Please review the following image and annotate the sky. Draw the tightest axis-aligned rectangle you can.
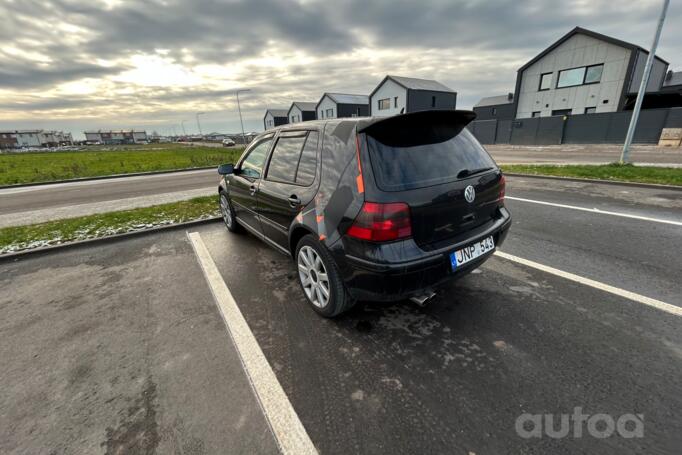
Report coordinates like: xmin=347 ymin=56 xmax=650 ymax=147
xmin=1 ymin=0 xmax=680 ymax=139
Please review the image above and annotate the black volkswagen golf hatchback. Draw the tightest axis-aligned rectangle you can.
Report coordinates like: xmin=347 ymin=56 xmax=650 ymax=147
xmin=217 ymin=110 xmax=511 ymax=317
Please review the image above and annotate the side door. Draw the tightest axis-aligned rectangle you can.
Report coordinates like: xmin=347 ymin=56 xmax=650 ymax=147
xmin=230 ymin=134 xmax=275 ymax=233
xmin=257 ymin=130 xmax=320 ymax=250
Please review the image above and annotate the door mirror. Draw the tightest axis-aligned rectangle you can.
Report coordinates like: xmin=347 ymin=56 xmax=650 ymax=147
xmin=218 ymin=163 xmax=234 ymax=175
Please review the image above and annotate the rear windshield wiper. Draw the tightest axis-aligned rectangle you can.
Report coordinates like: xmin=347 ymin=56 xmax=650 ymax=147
xmin=457 ymin=167 xmax=493 ymax=179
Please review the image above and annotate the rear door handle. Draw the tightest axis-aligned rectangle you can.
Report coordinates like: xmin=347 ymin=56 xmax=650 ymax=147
xmin=288 ymin=195 xmax=301 ymax=207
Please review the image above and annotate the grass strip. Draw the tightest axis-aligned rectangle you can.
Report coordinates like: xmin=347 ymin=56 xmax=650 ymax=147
xmin=501 ymin=163 xmax=682 ymax=186
xmin=0 ymin=196 xmax=220 ymax=255
xmin=0 ymin=145 xmax=244 ymax=185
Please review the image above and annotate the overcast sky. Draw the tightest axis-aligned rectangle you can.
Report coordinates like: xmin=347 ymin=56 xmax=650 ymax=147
xmin=1 ymin=0 xmax=680 ymax=138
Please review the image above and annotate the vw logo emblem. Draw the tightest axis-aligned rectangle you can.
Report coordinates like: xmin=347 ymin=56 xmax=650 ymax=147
xmin=464 ymin=185 xmax=476 ymax=203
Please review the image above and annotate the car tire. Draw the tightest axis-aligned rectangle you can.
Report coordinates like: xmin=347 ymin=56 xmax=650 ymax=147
xmin=219 ymin=192 xmax=241 ymax=233
xmin=295 ymin=234 xmax=354 ymax=317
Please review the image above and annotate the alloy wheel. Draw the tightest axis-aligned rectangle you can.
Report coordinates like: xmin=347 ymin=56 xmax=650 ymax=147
xmin=220 ymin=194 xmax=232 ymax=228
xmin=297 ymin=245 xmax=330 ymax=308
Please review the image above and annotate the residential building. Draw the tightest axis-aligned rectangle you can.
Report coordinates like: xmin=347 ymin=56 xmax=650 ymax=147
xmin=15 ymin=130 xmax=43 ymax=147
xmin=84 ymin=130 xmax=148 ymax=145
xmin=369 ymin=75 xmax=457 ymax=117
xmin=473 ymin=94 xmax=516 ymax=120
xmin=0 ymin=130 xmax=73 ymax=148
xmin=316 ymin=93 xmax=369 ymax=119
xmin=263 ymin=109 xmax=289 ymax=130
xmin=287 ymin=102 xmax=317 ymax=124
xmin=513 ymin=27 xmax=670 ymax=119
xmin=0 ymin=131 xmax=18 ymax=149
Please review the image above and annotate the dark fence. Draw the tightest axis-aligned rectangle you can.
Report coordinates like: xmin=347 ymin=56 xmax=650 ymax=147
xmin=469 ymin=107 xmax=682 ymax=145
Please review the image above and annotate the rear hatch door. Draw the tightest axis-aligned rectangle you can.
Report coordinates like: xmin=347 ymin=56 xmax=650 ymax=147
xmin=361 ymin=110 xmax=504 ymax=248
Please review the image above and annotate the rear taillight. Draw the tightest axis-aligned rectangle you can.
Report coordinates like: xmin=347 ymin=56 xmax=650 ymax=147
xmin=498 ymin=174 xmax=506 ymax=202
xmin=347 ymin=202 xmax=412 ymax=242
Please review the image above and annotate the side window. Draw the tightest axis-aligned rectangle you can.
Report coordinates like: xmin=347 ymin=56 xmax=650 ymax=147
xmin=295 ymin=131 xmax=319 ymax=186
xmin=240 ymin=138 xmax=273 ymax=178
xmin=266 ymin=133 xmax=307 ymax=183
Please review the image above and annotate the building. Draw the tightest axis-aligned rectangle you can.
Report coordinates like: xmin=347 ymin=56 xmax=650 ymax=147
xmin=316 ymin=93 xmax=369 ymax=119
xmin=287 ymin=102 xmax=317 ymax=124
xmin=84 ymin=130 xmax=148 ymax=145
xmin=0 ymin=131 xmax=18 ymax=149
xmin=263 ymin=109 xmax=289 ymax=130
xmin=14 ymin=130 xmax=43 ymax=147
xmin=513 ymin=27 xmax=670 ymax=119
xmin=369 ymin=75 xmax=457 ymax=117
xmin=0 ymin=130 xmax=73 ymax=148
xmin=473 ymin=93 xmax=516 ymax=121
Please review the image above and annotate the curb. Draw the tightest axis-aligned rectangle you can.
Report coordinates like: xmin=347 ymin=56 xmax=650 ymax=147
xmin=504 ymin=172 xmax=682 ymax=191
xmin=0 ymin=166 xmax=217 ymax=190
xmin=0 ymin=217 xmax=222 ymax=262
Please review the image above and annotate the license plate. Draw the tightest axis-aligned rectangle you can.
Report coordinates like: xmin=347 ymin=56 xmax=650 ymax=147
xmin=450 ymin=236 xmax=495 ymax=271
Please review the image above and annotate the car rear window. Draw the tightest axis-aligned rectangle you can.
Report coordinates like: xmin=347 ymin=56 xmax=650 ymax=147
xmin=366 ymin=128 xmax=496 ymax=191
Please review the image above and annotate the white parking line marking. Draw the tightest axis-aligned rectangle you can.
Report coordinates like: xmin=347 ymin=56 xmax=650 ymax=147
xmin=187 ymin=231 xmax=318 ymax=455
xmin=506 ymin=196 xmax=682 ymax=227
xmin=495 ymin=251 xmax=682 ymax=317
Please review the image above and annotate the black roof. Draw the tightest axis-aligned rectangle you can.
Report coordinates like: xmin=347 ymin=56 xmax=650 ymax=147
xmin=369 ymin=75 xmax=455 ymax=99
xmin=257 ymin=109 xmax=476 ymax=137
xmin=263 ymin=109 xmax=289 ymax=120
xmin=518 ymin=26 xmax=669 ymax=73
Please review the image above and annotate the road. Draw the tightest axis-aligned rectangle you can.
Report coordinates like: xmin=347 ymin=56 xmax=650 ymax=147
xmin=2 ymin=143 xmax=682 ymax=227
xmin=487 ymin=144 xmax=682 ymax=165
xmin=2 ymin=177 xmax=681 ymax=454
xmin=0 ymin=169 xmax=216 ymax=227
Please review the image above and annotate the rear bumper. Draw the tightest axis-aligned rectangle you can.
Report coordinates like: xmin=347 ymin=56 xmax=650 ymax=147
xmin=335 ymin=207 xmax=511 ymax=302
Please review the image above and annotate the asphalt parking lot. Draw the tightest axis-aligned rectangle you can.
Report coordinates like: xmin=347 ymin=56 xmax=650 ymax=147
xmin=1 ymin=176 xmax=681 ymax=454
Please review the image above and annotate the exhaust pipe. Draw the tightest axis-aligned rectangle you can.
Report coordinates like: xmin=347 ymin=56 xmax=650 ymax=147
xmin=410 ymin=290 xmax=436 ymax=307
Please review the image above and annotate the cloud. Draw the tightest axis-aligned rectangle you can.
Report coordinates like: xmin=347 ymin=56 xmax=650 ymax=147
xmin=0 ymin=0 xmax=680 ymax=138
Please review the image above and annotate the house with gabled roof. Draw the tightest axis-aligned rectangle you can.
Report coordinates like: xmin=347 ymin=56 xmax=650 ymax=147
xmin=316 ymin=93 xmax=369 ymax=119
xmin=369 ymin=75 xmax=457 ymax=117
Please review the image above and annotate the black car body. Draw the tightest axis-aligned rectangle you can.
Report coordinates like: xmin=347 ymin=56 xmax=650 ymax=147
xmin=218 ymin=110 xmax=511 ymax=316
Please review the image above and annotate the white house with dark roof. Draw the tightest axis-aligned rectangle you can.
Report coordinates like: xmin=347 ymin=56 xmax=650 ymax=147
xmin=513 ymin=27 xmax=670 ymax=118
xmin=287 ymin=102 xmax=317 ymax=124
xmin=263 ymin=109 xmax=289 ymax=130
xmin=369 ymin=75 xmax=457 ymax=117
xmin=316 ymin=93 xmax=370 ymax=119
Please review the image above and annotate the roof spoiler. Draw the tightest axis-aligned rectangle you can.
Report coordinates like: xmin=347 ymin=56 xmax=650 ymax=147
xmin=358 ymin=110 xmax=477 ymax=147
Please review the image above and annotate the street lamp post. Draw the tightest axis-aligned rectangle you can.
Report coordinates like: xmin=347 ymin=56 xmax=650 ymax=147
xmin=235 ymin=89 xmax=251 ymax=146
xmin=620 ymin=0 xmax=669 ymax=164
xmin=196 ymin=112 xmax=205 ymax=137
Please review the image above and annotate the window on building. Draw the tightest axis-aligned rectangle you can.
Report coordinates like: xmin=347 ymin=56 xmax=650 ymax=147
xmin=584 ymin=64 xmax=604 ymax=84
xmin=584 ymin=107 xmax=597 ymax=114
xmin=556 ymin=64 xmax=604 ymax=88
xmin=551 ymin=109 xmax=572 ymax=116
xmin=539 ymin=72 xmax=553 ymax=91
xmin=394 ymin=97 xmax=398 ymax=108
xmin=557 ymin=68 xmax=585 ymax=88
xmin=532 ymin=111 xmax=541 ymax=118
xmin=326 ymin=108 xmax=333 ymax=118
xmin=378 ymin=98 xmax=391 ymax=110
xmin=431 ymin=96 xmax=436 ymax=108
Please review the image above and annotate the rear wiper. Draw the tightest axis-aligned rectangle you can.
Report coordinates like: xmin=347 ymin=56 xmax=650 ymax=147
xmin=457 ymin=167 xmax=493 ymax=178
